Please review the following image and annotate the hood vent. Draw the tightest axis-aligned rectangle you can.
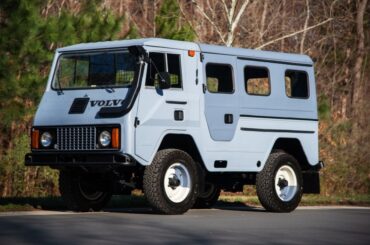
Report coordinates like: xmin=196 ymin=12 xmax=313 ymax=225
xmin=69 ymin=98 xmax=89 ymax=114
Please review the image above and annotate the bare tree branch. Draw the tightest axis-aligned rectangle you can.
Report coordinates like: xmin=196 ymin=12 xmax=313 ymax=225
xmin=300 ymin=0 xmax=310 ymax=53
xmin=227 ymin=0 xmax=249 ymax=46
xmin=191 ymin=0 xmax=226 ymax=44
xmin=256 ymin=17 xmax=333 ymax=50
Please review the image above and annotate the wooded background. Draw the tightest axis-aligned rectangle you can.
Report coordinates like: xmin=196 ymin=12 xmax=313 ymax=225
xmin=0 ymin=0 xmax=369 ymax=197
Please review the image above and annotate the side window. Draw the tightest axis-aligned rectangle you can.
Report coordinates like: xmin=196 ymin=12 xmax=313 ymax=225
xmin=206 ymin=64 xmax=234 ymax=93
xmin=146 ymin=52 xmax=165 ymax=86
xmin=244 ymin=66 xmax=270 ymax=96
xmin=285 ymin=70 xmax=309 ymax=98
xmin=145 ymin=52 xmax=182 ymax=88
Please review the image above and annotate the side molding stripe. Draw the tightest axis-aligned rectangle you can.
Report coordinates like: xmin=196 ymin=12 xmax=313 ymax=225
xmin=240 ymin=114 xmax=318 ymax=121
xmin=240 ymin=127 xmax=315 ymax=134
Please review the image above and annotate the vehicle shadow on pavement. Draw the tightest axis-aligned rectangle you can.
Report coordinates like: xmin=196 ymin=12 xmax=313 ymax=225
xmin=103 ymin=201 xmax=265 ymax=214
xmin=212 ymin=201 xmax=265 ymax=212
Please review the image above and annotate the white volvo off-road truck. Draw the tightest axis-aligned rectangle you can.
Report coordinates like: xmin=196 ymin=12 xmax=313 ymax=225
xmin=25 ymin=38 xmax=323 ymax=214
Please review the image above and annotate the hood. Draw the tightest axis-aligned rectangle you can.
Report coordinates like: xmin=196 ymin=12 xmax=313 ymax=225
xmin=33 ymin=88 xmax=130 ymax=126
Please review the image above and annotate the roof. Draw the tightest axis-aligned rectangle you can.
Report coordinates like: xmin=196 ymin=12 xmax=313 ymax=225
xmin=57 ymin=38 xmax=313 ymax=65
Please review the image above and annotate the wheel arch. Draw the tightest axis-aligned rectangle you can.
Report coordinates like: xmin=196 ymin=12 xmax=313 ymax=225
xmin=158 ymin=133 xmax=207 ymax=171
xmin=271 ymin=138 xmax=311 ymax=171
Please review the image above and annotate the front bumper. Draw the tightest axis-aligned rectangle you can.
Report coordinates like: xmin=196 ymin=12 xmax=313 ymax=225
xmin=25 ymin=151 xmax=135 ymax=167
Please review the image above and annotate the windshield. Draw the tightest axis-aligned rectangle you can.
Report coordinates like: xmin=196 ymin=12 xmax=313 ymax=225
xmin=52 ymin=50 xmax=138 ymax=90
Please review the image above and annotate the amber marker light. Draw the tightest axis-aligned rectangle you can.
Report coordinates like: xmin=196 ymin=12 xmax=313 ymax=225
xmin=188 ymin=50 xmax=195 ymax=57
xmin=31 ymin=129 xmax=39 ymax=149
xmin=112 ymin=128 xmax=120 ymax=149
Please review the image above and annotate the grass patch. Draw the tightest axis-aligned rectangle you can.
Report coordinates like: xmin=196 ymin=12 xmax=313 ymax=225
xmin=0 ymin=203 xmax=35 ymax=212
xmin=0 ymin=194 xmax=369 ymax=212
xmin=219 ymin=194 xmax=370 ymax=207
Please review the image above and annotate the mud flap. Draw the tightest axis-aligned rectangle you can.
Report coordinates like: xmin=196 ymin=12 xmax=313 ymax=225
xmin=302 ymin=171 xmax=320 ymax=194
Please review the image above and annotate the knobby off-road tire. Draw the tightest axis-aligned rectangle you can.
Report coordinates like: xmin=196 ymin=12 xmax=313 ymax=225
xmin=59 ymin=169 xmax=112 ymax=212
xmin=256 ymin=152 xmax=303 ymax=212
xmin=193 ymin=182 xmax=221 ymax=209
xmin=143 ymin=149 xmax=200 ymax=214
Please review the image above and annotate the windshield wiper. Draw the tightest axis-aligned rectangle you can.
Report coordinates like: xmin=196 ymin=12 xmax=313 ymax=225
xmin=56 ymin=71 xmax=64 ymax=95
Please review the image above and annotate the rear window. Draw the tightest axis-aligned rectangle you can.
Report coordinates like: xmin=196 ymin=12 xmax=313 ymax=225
xmin=206 ymin=64 xmax=234 ymax=93
xmin=244 ymin=66 xmax=270 ymax=96
xmin=285 ymin=70 xmax=309 ymax=98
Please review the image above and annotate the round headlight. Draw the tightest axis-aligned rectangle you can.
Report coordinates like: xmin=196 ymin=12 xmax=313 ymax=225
xmin=99 ymin=131 xmax=111 ymax=147
xmin=41 ymin=132 xmax=52 ymax=147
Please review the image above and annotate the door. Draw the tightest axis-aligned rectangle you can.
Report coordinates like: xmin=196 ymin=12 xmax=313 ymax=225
xmin=203 ymin=53 xmax=239 ymax=141
xmin=135 ymin=50 xmax=187 ymax=161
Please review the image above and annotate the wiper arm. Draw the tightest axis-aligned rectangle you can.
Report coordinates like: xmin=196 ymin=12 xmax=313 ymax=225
xmin=56 ymin=73 xmax=64 ymax=95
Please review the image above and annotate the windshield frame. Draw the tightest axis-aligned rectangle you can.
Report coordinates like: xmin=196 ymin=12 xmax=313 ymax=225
xmin=51 ymin=48 xmax=139 ymax=91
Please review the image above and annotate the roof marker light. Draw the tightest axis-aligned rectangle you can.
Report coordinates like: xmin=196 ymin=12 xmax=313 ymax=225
xmin=188 ymin=50 xmax=195 ymax=57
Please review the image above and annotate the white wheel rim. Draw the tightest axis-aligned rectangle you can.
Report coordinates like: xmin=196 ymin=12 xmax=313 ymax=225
xmin=274 ymin=165 xmax=298 ymax=202
xmin=164 ymin=163 xmax=191 ymax=203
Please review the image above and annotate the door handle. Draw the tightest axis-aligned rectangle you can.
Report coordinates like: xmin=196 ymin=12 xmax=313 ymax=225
xmin=224 ymin=114 xmax=233 ymax=124
xmin=174 ymin=110 xmax=184 ymax=121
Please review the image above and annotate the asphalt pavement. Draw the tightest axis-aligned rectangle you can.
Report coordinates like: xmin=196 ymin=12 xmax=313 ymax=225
xmin=0 ymin=206 xmax=369 ymax=244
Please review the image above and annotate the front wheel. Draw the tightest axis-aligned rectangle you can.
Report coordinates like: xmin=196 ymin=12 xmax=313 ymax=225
xmin=59 ymin=169 xmax=112 ymax=212
xmin=143 ymin=149 xmax=199 ymax=214
xmin=256 ymin=152 xmax=302 ymax=212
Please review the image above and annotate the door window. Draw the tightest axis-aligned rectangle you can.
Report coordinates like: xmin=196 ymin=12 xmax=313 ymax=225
xmin=145 ymin=52 xmax=182 ymax=88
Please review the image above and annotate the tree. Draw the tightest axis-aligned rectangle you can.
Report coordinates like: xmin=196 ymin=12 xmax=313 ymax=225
xmin=0 ymin=0 xmax=125 ymax=196
xmin=155 ymin=0 xmax=195 ymax=41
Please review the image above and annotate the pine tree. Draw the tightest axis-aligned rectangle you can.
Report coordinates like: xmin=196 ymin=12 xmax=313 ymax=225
xmin=0 ymin=0 xmax=125 ymax=196
xmin=155 ymin=0 xmax=195 ymax=41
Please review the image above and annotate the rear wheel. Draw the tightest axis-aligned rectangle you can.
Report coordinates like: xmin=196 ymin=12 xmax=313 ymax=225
xmin=143 ymin=149 xmax=199 ymax=214
xmin=59 ymin=169 xmax=112 ymax=212
xmin=256 ymin=152 xmax=302 ymax=212
xmin=193 ymin=182 xmax=221 ymax=209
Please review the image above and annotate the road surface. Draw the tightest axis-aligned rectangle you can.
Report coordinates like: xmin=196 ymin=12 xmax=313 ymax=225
xmin=0 ymin=206 xmax=369 ymax=244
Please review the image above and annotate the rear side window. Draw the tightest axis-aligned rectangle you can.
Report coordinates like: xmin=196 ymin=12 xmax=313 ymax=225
xmin=206 ymin=64 xmax=234 ymax=93
xmin=285 ymin=70 xmax=309 ymax=98
xmin=145 ymin=52 xmax=182 ymax=88
xmin=244 ymin=66 xmax=270 ymax=96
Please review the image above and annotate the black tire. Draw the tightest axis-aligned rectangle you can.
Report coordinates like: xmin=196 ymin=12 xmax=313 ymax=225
xmin=143 ymin=149 xmax=199 ymax=214
xmin=193 ymin=182 xmax=221 ymax=209
xmin=59 ymin=169 xmax=112 ymax=212
xmin=256 ymin=152 xmax=303 ymax=212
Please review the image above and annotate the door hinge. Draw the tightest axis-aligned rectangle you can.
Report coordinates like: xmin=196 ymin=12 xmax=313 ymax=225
xmin=134 ymin=117 xmax=140 ymax=128
xmin=202 ymin=84 xmax=207 ymax=94
xmin=200 ymin=53 xmax=204 ymax=62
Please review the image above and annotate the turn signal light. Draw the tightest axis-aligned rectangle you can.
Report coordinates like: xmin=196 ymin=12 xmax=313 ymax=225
xmin=31 ymin=129 xmax=39 ymax=149
xmin=112 ymin=128 xmax=120 ymax=149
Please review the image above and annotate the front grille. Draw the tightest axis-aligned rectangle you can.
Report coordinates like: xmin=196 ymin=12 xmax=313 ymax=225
xmin=56 ymin=127 xmax=96 ymax=151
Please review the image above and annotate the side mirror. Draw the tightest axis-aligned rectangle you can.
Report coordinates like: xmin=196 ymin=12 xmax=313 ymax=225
xmin=155 ymin=72 xmax=171 ymax=89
